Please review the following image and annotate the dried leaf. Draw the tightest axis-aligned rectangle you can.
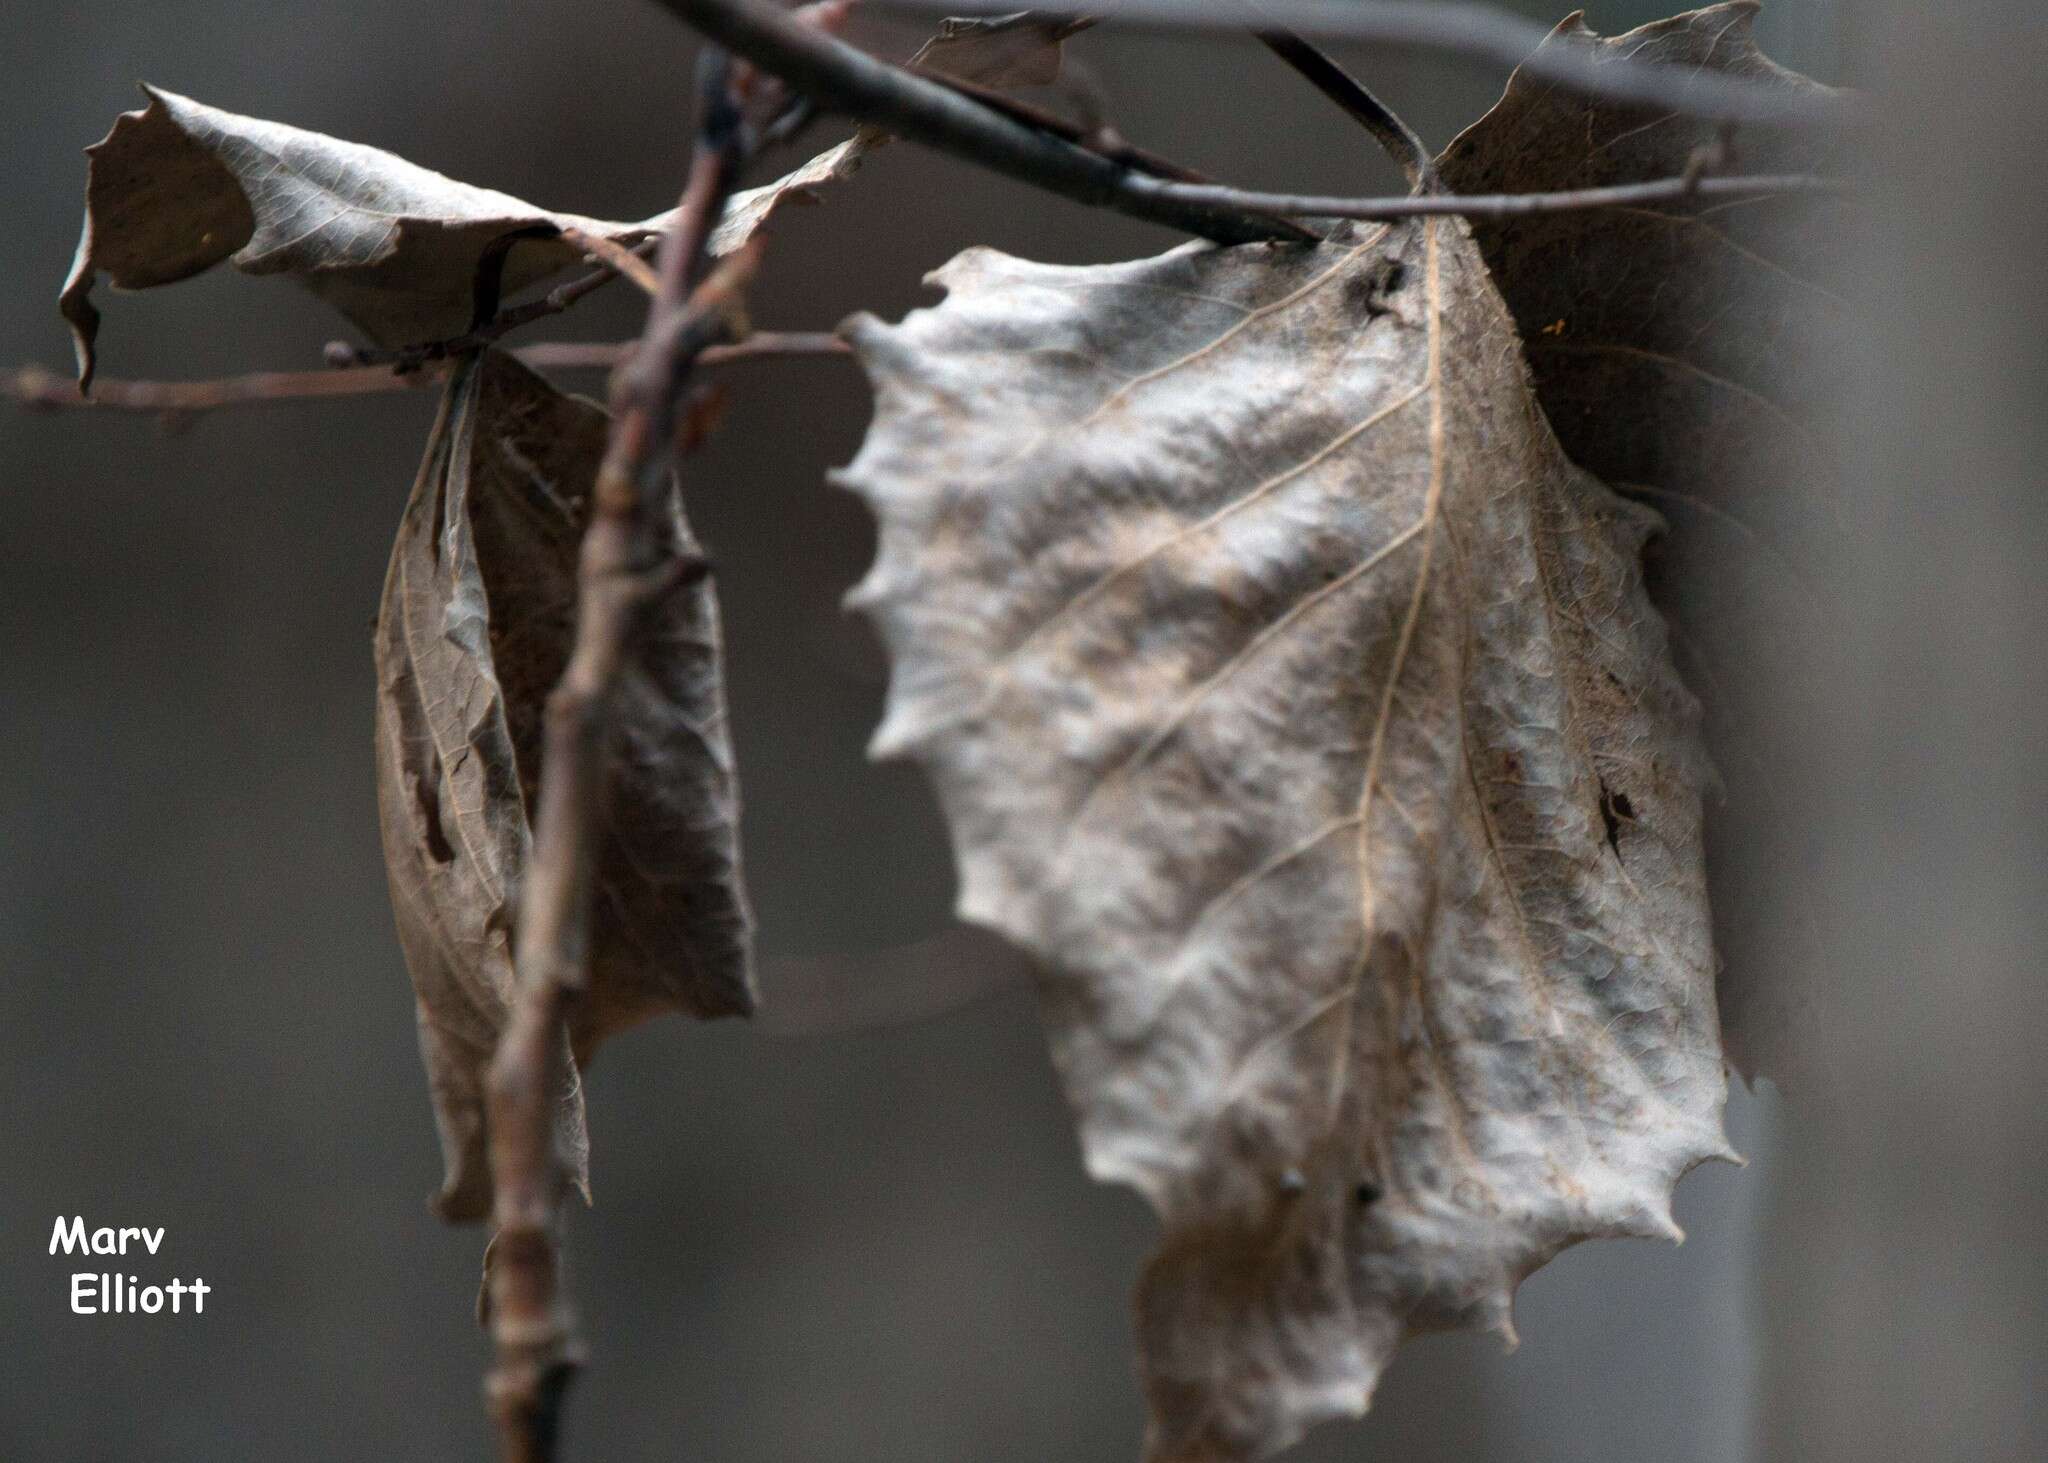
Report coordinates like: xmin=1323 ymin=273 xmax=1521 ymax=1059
xmin=904 ymin=12 xmax=1092 ymax=88
xmin=61 ymin=88 xmax=634 ymax=386
xmin=710 ymin=11 xmax=1090 ymax=257
xmin=63 ymin=13 xmax=1087 ymax=385
xmin=838 ymin=218 xmax=1733 ymax=1459
xmin=60 ymin=87 xmax=840 ymax=388
xmin=709 ymin=136 xmax=872 ymax=257
xmin=1438 ymin=1 xmax=1850 ymax=1073
xmin=375 ymin=348 xmax=752 ymax=1221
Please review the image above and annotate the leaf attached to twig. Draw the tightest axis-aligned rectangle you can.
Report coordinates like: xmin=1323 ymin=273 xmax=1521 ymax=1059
xmin=1438 ymin=0 xmax=1850 ymax=1074
xmin=710 ymin=10 xmax=1093 ymax=256
xmin=63 ymin=13 xmax=1089 ymax=386
xmin=838 ymin=217 xmax=1733 ymax=1461
xmin=375 ymin=348 xmax=752 ymax=1222
xmin=902 ymin=11 xmax=1093 ymax=87
xmin=59 ymin=87 xmax=854 ymax=389
xmin=62 ymin=88 xmax=659 ymax=387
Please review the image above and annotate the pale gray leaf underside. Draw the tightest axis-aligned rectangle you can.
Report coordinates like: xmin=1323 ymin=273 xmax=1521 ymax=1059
xmin=838 ymin=219 xmax=1733 ymax=1460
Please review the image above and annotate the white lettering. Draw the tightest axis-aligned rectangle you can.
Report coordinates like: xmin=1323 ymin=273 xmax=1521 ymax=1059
xmin=53 ymin=1222 xmax=204 ymax=1316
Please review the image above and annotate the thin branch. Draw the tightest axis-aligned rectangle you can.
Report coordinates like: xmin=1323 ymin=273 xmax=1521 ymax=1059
xmin=912 ymin=67 xmax=1221 ymax=185
xmin=866 ymin=0 xmax=1853 ymax=128
xmin=1117 ymin=169 xmax=1845 ymax=224
xmin=527 ymin=332 xmax=846 ymax=371
xmin=2 ymin=335 xmax=848 ymax=424
xmin=480 ymin=48 xmax=782 ymax=1463
xmin=652 ymin=1 xmax=1842 ymax=253
xmin=1254 ymin=22 xmax=1434 ymax=189
xmin=335 ymin=239 xmax=662 ymax=370
xmin=649 ymin=0 xmax=1302 ymax=244
xmin=556 ymin=226 xmax=662 ymax=295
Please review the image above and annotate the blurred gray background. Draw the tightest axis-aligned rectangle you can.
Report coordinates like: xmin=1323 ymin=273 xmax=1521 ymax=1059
xmin=8 ymin=4 xmax=2035 ymax=1462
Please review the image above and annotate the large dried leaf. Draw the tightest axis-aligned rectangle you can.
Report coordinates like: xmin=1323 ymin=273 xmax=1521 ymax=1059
xmin=838 ymin=218 xmax=1733 ymax=1459
xmin=65 ymin=12 xmax=1083 ymax=387
xmin=63 ymin=88 xmax=643 ymax=386
xmin=1438 ymin=1 xmax=1850 ymax=1073
xmin=375 ymin=349 xmax=752 ymax=1221
xmin=60 ymin=87 xmax=853 ymax=388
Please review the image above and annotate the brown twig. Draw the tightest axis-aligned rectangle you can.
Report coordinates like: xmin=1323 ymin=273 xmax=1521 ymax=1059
xmin=653 ymin=1 xmax=1842 ymax=249
xmin=650 ymin=0 xmax=1301 ymax=244
xmin=1254 ymin=21 xmax=1434 ymax=190
xmin=333 ymin=238 xmax=662 ymax=371
xmin=910 ymin=67 xmax=1221 ymax=187
xmin=479 ymin=48 xmax=780 ymax=1463
xmin=1116 ymin=169 xmax=1845 ymax=223
xmin=2 ymin=334 xmax=849 ymax=426
xmin=556 ymin=226 xmax=663 ymax=295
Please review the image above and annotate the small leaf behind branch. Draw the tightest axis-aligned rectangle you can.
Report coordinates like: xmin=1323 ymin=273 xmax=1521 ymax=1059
xmin=375 ymin=349 xmax=752 ymax=1221
xmin=709 ymin=10 xmax=1091 ymax=255
xmin=838 ymin=216 xmax=1733 ymax=1459
xmin=903 ymin=12 xmax=1092 ymax=87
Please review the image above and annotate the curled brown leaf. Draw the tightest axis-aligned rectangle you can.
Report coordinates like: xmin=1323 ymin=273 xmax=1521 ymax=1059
xmin=375 ymin=349 xmax=752 ymax=1221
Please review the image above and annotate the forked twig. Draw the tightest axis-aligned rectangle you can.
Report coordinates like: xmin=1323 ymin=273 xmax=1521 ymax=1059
xmin=655 ymin=0 xmax=1842 ymax=248
xmin=479 ymin=49 xmax=782 ymax=1463
xmin=1255 ymin=22 xmax=1435 ymax=189
xmin=651 ymin=0 xmax=1302 ymax=244
xmin=556 ymin=226 xmax=664 ymax=295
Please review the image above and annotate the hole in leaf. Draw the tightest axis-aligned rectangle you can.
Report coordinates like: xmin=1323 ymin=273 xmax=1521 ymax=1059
xmin=1598 ymin=778 xmax=1636 ymax=862
xmin=415 ymin=770 xmax=456 ymax=865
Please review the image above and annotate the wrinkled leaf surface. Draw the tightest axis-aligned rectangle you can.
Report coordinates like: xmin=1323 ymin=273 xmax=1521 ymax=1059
xmin=62 ymin=87 xmax=849 ymax=386
xmin=839 ymin=217 xmax=1732 ymax=1459
xmin=1439 ymin=1 xmax=1849 ymax=1072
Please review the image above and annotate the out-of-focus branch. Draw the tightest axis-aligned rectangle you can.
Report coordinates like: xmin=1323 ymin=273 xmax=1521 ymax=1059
xmin=2 ymin=334 xmax=849 ymax=427
xmin=866 ymin=0 xmax=1853 ymax=127
xmin=1120 ymin=169 xmax=1845 ymax=223
xmin=651 ymin=1 xmax=1840 ymax=249
xmin=479 ymin=50 xmax=784 ymax=1463
xmin=647 ymin=0 xmax=1303 ymax=244
xmin=556 ymin=226 xmax=663 ymax=295
xmin=333 ymin=238 xmax=663 ymax=371
xmin=1255 ymin=21 xmax=1434 ymax=189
